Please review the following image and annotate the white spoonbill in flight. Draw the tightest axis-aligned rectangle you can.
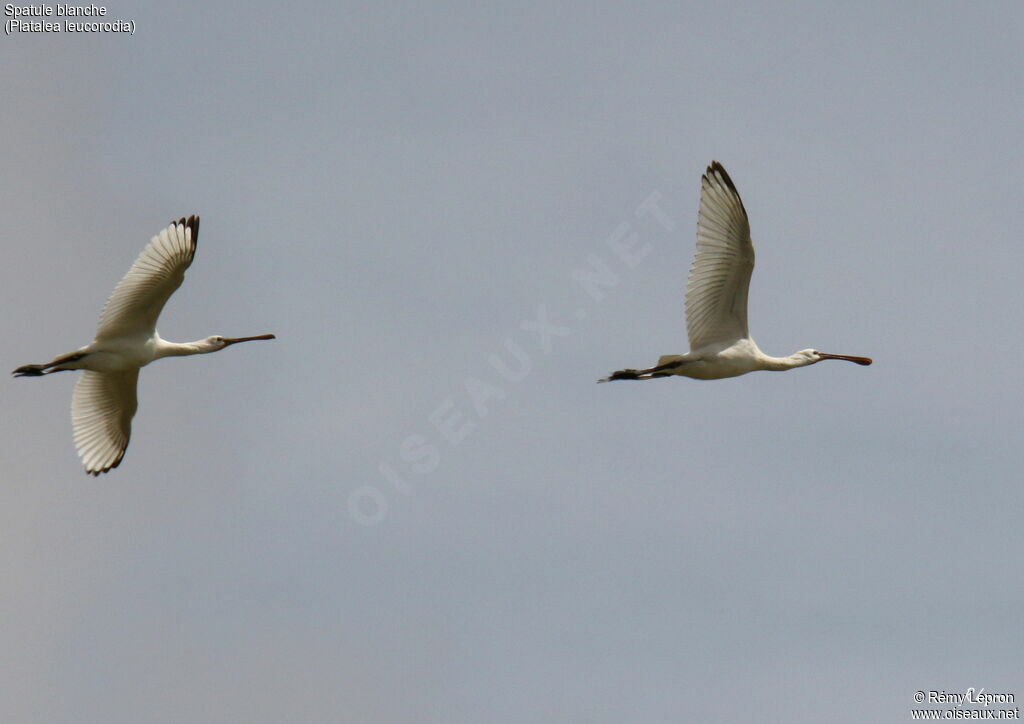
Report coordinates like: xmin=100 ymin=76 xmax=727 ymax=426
xmin=13 ymin=216 xmax=275 ymax=475
xmin=600 ymin=162 xmax=871 ymax=383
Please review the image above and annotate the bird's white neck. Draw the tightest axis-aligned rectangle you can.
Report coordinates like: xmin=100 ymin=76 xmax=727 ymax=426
xmin=758 ymin=352 xmax=815 ymax=371
xmin=154 ymin=338 xmax=212 ymax=359
xmin=151 ymin=334 xmax=276 ymax=360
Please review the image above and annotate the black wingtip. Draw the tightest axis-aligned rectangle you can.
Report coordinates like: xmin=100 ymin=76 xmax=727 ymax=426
xmin=86 ymin=457 xmax=122 ymax=477
xmin=703 ymin=161 xmax=747 ymax=217
xmin=705 ymin=161 xmax=739 ymax=194
xmin=171 ymin=215 xmax=200 ymax=247
xmin=84 ymin=443 xmax=127 ymax=476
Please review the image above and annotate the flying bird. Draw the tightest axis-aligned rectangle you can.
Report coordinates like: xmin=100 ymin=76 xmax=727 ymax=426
xmin=13 ymin=216 xmax=275 ymax=475
xmin=600 ymin=162 xmax=871 ymax=383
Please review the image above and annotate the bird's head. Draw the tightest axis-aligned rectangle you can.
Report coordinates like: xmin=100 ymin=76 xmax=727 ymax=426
xmin=201 ymin=334 xmax=276 ymax=352
xmin=796 ymin=349 xmax=873 ymax=367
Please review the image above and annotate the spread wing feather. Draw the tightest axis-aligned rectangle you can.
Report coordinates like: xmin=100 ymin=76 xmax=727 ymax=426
xmin=71 ymin=369 xmax=139 ymax=475
xmin=684 ymin=163 xmax=754 ymax=350
xmin=95 ymin=216 xmax=198 ymax=340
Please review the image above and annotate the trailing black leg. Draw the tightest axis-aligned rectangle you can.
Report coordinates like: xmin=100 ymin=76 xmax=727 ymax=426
xmin=599 ymin=368 xmax=643 ymax=382
xmin=598 ymin=358 xmax=685 ymax=383
xmin=12 ymin=364 xmax=48 ymax=377
xmin=12 ymin=352 xmax=86 ymax=377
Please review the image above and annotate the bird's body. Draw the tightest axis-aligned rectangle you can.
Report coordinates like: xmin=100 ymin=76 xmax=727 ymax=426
xmin=652 ymin=339 xmax=779 ymax=381
xmin=600 ymin=162 xmax=871 ymax=383
xmin=14 ymin=216 xmax=275 ymax=475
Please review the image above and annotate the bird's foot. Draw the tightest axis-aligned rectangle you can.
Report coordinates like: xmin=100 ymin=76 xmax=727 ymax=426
xmin=598 ymin=369 xmax=643 ymax=382
xmin=12 ymin=363 xmax=47 ymax=377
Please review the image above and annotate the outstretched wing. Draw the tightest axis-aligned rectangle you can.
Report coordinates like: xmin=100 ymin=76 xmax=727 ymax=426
xmin=684 ymin=162 xmax=755 ymax=351
xmin=95 ymin=216 xmax=199 ymax=340
xmin=71 ymin=370 xmax=139 ymax=475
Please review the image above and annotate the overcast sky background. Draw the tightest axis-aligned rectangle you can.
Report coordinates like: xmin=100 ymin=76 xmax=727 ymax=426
xmin=2 ymin=2 xmax=1022 ymax=722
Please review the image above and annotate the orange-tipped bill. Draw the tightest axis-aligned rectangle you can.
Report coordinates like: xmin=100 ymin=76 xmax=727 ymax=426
xmin=819 ymin=352 xmax=872 ymax=366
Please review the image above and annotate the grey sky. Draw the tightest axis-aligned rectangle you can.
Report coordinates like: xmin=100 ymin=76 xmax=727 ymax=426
xmin=2 ymin=2 xmax=1022 ymax=722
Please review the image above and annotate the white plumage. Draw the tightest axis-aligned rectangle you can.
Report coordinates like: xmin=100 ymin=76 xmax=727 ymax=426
xmin=685 ymin=163 xmax=754 ymax=351
xmin=97 ymin=216 xmax=197 ymax=340
xmin=71 ymin=370 xmax=138 ymax=474
xmin=14 ymin=216 xmax=275 ymax=475
xmin=600 ymin=162 xmax=871 ymax=383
